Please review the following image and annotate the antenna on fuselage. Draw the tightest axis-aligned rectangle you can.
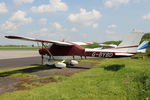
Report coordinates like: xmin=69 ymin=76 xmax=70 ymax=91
xmin=62 ymin=38 xmax=65 ymax=42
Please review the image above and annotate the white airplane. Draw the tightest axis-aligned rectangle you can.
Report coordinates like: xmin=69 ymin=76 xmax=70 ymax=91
xmin=5 ymin=30 xmax=145 ymax=68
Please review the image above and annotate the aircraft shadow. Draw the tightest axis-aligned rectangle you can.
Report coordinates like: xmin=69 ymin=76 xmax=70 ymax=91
xmin=0 ymin=64 xmax=90 ymax=77
xmin=0 ymin=65 xmax=56 ymax=77
xmin=68 ymin=66 xmax=90 ymax=69
xmin=104 ymin=64 xmax=125 ymax=71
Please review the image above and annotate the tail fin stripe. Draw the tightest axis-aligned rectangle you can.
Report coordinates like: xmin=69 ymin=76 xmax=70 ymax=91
xmin=138 ymin=42 xmax=150 ymax=50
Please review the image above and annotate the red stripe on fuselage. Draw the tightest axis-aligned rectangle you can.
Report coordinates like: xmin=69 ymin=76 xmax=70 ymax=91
xmin=85 ymin=51 xmax=136 ymax=58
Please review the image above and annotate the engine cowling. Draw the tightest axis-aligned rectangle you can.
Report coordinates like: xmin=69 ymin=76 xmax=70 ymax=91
xmin=55 ymin=62 xmax=66 ymax=68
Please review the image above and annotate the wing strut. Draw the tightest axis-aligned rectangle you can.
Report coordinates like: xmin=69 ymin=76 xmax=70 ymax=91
xmin=42 ymin=42 xmax=55 ymax=60
xmin=41 ymin=42 xmax=44 ymax=65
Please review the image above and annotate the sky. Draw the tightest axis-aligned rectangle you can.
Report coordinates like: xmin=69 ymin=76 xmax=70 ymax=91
xmin=0 ymin=0 xmax=150 ymax=45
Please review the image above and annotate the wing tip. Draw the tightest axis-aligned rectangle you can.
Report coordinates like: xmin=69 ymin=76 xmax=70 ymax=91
xmin=5 ymin=36 xmax=9 ymax=38
xmin=5 ymin=36 xmax=19 ymax=39
xmin=5 ymin=36 xmax=13 ymax=39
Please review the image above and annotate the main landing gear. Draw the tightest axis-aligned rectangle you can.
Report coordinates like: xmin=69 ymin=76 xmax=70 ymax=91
xmin=42 ymin=55 xmax=79 ymax=68
xmin=55 ymin=60 xmax=79 ymax=68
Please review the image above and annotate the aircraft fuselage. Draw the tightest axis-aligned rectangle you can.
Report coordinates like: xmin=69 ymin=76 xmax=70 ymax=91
xmin=39 ymin=44 xmax=135 ymax=60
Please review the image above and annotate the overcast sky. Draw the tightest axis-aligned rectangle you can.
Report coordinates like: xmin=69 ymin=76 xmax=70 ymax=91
xmin=0 ymin=0 xmax=150 ymax=45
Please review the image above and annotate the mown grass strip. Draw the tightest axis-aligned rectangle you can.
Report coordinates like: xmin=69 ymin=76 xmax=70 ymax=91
xmin=0 ymin=66 xmax=42 ymax=78
xmin=0 ymin=47 xmax=39 ymax=50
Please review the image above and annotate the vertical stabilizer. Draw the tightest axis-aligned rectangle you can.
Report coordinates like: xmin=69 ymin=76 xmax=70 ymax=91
xmin=113 ymin=30 xmax=145 ymax=54
xmin=118 ymin=30 xmax=144 ymax=47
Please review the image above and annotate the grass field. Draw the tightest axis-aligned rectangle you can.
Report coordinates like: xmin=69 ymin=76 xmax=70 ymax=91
xmin=0 ymin=58 xmax=150 ymax=100
xmin=0 ymin=47 xmax=39 ymax=50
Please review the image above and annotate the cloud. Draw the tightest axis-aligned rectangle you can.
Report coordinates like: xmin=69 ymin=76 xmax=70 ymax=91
xmin=71 ymin=27 xmax=77 ymax=32
xmin=105 ymin=30 xmax=115 ymax=34
xmin=105 ymin=33 xmax=121 ymax=40
xmin=134 ymin=0 xmax=141 ymax=3
xmin=27 ymin=28 xmax=57 ymax=38
xmin=31 ymin=0 xmax=68 ymax=13
xmin=133 ymin=0 xmax=147 ymax=3
xmin=92 ymin=23 xmax=98 ymax=28
xmin=38 ymin=18 xmax=47 ymax=25
xmin=13 ymin=0 xmax=34 ymax=5
xmin=143 ymin=12 xmax=150 ymax=20
xmin=53 ymin=22 xmax=62 ymax=30
xmin=38 ymin=28 xmax=57 ymax=37
xmin=10 ymin=10 xmax=32 ymax=24
xmin=39 ymin=28 xmax=48 ymax=33
xmin=104 ymin=0 xmax=129 ymax=8
xmin=1 ymin=10 xmax=32 ymax=33
xmin=68 ymin=8 xmax=102 ymax=26
xmin=108 ymin=24 xmax=117 ymax=28
xmin=39 ymin=33 xmax=56 ymax=37
xmin=1 ymin=21 xmax=17 ymax=33
xmin=0 ymin=2 xmax=8 ymax=14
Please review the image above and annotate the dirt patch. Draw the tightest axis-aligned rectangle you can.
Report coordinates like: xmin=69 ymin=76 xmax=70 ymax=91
xmin=0 ymin=62 xmax=98 ymax=95
xmin=15 ymin=78 xmax=54 ymax=90
xmin=32 ymin=62 xmax=97 ymax=77
xmin=0 ymin=77 xmax=19 ymax=94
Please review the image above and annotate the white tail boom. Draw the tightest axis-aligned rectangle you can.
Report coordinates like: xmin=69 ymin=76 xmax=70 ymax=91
xmin=85 ymin=30 xmax=145 ymax=57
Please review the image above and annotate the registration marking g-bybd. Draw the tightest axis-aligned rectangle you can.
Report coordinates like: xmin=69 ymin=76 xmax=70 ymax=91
xmin=92 ymin=52 xmax=114 ymax=58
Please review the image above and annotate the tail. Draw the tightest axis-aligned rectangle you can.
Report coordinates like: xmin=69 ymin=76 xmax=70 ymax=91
xmin=137 ymin=41 xmax=150 ymax=53
xmin=116 ymin=30 xmax=145 ymax=53
xmin=113 ymin=30 xmax=145 ymax=56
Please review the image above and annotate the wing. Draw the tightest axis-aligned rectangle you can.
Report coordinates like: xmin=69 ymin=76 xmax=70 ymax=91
xmin=5 ymin=36 xmax=73 ymax=46
xmin=71 ymin=42 xmax=93 ymax=45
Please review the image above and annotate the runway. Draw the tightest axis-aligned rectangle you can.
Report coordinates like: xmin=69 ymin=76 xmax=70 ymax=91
xmin=0 ymin=50 xmax=41 ymax=69
xmin=0 ymin=50 xmax=40 ymax=60
xmin=0 ymin=57 xmax=41 ymax=69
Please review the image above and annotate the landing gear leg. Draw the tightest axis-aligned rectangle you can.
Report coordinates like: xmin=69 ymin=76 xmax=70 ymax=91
xmin=41 ymin=55 xmax=44 ymax=65
xmin=43 ymin=55 xmax=53 ymax=65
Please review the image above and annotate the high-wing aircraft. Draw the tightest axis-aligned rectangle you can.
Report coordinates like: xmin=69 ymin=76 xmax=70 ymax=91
xmin=5 ymin=30 xmax=145 ymax=68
